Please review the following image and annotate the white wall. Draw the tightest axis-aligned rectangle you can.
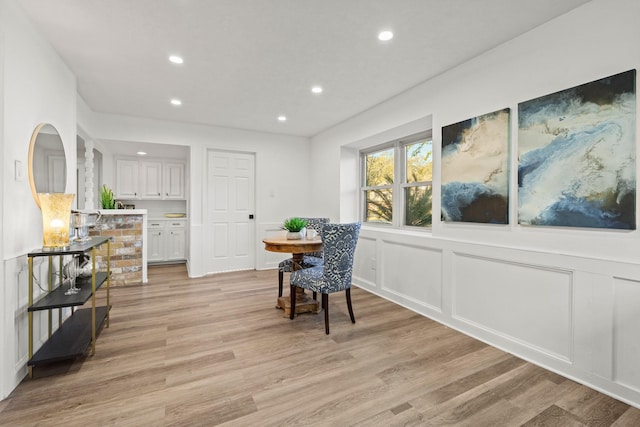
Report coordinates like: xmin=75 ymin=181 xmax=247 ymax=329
xmin=0 ymin=0 xmax=6 ymax=405
xmin=311 ymin=0 xmax=640 ymax=408
xmin=0 ymin=0 xmax=77 ymax=399
xmin=76 ymin=109 xmax=312 ymax=277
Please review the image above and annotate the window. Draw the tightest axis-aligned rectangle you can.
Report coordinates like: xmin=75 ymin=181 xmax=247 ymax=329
xmin=361 ymin=132 xmax=432 ymax=228
xmin=363 ymin=147 xmax=394 ymax=224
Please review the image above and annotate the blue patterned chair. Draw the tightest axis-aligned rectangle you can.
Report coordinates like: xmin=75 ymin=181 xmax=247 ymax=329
xmin=290 ymin=222 xmax=361 ymax=334
xmin=277 ymin=217 xmax=329 ymax=298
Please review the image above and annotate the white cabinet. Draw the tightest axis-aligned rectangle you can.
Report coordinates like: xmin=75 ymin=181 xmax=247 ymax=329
xmin=139 ymin=161 xmax=163 ymax=199
xmin=147 ymin=219 xmax=186 ymax=263
xmin=166 ymin=222 xmax=186 ymax=259
xmin=115 ymin=158 xmax=185 ymax=200
xmin=148 ymin=222 xmax=164 ymax=262
xmin=115 ymin=159 xmax=139 ymax=199
xmin=163 ymin=162 xmax=185 ymax=199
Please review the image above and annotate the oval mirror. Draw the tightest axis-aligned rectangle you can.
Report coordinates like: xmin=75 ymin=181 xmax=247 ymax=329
xmin=28 ymin=123 xmax=67 ymax=208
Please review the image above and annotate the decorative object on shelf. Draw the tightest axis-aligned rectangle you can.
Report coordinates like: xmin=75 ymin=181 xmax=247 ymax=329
xmin=63 ymin=256 xmax=80 ymax=295
xmin=38 ymin=193 xmax=75 ymax=251
xmin=100 ymin=185 xmax=116 ymax=209
xmin=71 ymin=211 xmax=102 ymax=242
xmin=282 ymin=217 xmax=308 ymax=240
xmin=76 ymin=253 xmax=92 ymax=278
xmin=164 ymin=213 xmax=186 ymax=218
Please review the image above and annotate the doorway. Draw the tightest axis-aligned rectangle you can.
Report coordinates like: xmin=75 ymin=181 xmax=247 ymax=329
xmin=206 ymin=149 xmax=256 ymax=273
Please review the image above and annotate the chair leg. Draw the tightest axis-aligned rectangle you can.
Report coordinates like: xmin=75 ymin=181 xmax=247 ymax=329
xmin=322 ymin=293 xmax=329 ymax=334
xmin=313 ymin=291 xmax=317 ymax=300
xmin=346 ymin=288 xmax=355 ymax=324
xmin=278 ymin=269 xmax=284 ymax=297
xmin=289 ymin=285 xmax=296 ymax=320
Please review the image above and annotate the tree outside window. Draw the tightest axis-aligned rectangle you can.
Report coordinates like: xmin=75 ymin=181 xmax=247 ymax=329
xmin=364 ymin=148 xmax=393 ymax=224
xmin=404 ymin=139 xmax=433 ymax=227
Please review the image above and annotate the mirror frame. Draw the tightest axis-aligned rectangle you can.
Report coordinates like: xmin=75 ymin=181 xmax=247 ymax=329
xmin=28 ymin=123 xmax=66 ymax=208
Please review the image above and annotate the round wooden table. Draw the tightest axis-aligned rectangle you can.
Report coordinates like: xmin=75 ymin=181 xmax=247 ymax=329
xmin=262 ymin=236 xmax=322 ymax=316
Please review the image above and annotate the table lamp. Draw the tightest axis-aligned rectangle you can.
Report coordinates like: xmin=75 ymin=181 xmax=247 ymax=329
xmin=38 ymin=193 xmax=75 ymax=251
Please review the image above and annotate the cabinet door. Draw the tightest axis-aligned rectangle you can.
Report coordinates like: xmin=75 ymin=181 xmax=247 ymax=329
xmin=115 ymin=160 xmax=139 ymax=199
xmin=139 ymin=161 xmax=163 ymax=199
xmin=164 ymin=162 xmax=185 ymax=199
xmin=167 ymin=226 xmax=186 ymax=260
xmin=148 ymin=226 xmax=165 ymax=262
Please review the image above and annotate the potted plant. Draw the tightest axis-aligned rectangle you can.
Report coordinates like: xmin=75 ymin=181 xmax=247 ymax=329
xmin=100 ymin=185 xmax=116 ymax=209
xmin=282 ymin=217 xmax=308 ymax=240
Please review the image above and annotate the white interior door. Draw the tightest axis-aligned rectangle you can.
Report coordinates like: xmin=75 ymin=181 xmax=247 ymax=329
xmin=207 ymin=150 xmax=256 ymax=273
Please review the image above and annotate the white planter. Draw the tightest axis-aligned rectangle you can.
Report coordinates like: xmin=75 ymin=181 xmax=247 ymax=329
xmin=286 ymin=229 xmax=305 ymax=240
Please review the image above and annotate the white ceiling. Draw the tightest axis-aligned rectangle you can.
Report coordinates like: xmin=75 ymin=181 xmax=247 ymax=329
xmin=19 ymin=0 xmax=591 ymax=138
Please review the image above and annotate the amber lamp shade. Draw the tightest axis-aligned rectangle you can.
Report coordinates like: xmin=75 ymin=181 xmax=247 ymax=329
xmin=38 ymin=193 xmax=75 ymax=250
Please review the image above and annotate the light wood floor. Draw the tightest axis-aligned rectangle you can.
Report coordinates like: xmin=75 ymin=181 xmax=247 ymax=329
xmin=1 ymin=265 xmax=639 ymax=426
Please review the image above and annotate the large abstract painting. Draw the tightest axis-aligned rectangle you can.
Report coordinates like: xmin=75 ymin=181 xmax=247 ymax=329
xmin=518 ymin=70 xmax=636 ymax=229
xmin=441 ymin=108 xmax=510 ymax=224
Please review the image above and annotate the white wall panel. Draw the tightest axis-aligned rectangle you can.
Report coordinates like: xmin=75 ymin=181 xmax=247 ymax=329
xmin=352 ymin=235 xmax=376 ymax=289
xmin=256 ymin=223 xmax=288 ymax=270
xmin=452 ymin=253 xmax=573 ymax=361
xmin=613 ymin=277 xmax=640 ymax=392
xmin=381 ymin=239 xmax=443 ymax=311
xmin=572 ymin=272 xmax=614 ymax=380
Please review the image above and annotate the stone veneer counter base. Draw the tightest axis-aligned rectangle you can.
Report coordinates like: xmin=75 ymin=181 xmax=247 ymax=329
xmin=89 ymin=209 xmax=148 ymax=286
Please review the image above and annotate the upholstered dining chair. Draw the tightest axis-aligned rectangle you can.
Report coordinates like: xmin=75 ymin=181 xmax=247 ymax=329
xmin=277 ymin=217 xmax=329 ymax=298
xmin=289 ymin=222 xmax=361 ymax=334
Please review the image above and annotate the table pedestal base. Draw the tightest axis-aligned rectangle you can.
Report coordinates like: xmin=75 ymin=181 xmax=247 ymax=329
xmin=277 ymin=292 xmax=320 ymax=317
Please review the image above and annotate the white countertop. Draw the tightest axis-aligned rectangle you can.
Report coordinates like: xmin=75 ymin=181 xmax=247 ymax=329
xmin=149 ymin=216 xmax=187 ymax=220
xmin=97 ymin=209 xmax=148 ymax=215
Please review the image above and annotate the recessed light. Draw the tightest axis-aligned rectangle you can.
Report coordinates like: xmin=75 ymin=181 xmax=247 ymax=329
xmin=137 ymin=151 xmax=147 ymax=156
xmin=169 ymin=55 xmax=184 ymax=64
xmin=311 ymin=86 xmax=323 ymax=94
xmin=378 ymin=30 xmax=394 ymax=41
xmin=170 ymin=99 xmax=182 ymax=106
xmin=277 ymin=115 xmax=287 ymax=122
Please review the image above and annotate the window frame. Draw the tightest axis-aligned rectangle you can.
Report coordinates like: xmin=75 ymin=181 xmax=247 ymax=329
xmin=360 ymin=130 xmax=433 ymax=229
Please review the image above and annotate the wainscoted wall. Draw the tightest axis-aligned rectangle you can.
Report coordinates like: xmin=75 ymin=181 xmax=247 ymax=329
xmin=351 ymin=227 xmax=640 ymax=407
xmin=257 ymin=222 xmax=289 ymax=270
xmin=4 ymin=254 xmax=73 ymax=391
xmin=1 ymin=0 xmax=78 ymax=399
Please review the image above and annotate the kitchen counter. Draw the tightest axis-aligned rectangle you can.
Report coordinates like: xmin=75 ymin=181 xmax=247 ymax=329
xmin=89 ymin=209 xmax=148 ymax=285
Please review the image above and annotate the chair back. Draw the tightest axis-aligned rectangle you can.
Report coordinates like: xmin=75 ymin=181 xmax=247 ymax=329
xmin=320 ymin=222 xmax=361 ymax=292
xmin=301 ymin=217 xmax=329 ymax=257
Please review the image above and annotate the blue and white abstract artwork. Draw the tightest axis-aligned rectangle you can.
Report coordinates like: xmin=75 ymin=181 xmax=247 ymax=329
xmin=518 ymin=70 xmax=636 ymax=229
xmin=441 ymin=108 xmax=510 ymax=224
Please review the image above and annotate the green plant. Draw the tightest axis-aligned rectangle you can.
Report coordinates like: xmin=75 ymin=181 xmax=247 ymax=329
xmin=282 ymin=217 xmax=308 ymax=232
xmin=100 ymin=185 xmax=116 ymax=209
